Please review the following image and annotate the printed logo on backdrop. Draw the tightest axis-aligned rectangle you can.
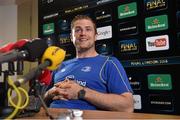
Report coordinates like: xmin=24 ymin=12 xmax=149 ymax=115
xmin=133 ymin=95 xmax=142 ymax=110
xmin=43 ymin=13 xmax=58 ymax=20
xmin=148 ymin=74 xmax=172 ymax=90
xmin=96 ymin=43 xmax=113 ymax=56
xmin=58 ymin=19 xmax=70 ymax=32
xmin=149 ymin=95 xmax=174 ymax=111
xmin=96 ymin=0 xmax=117 ymax=5
xmin=95 ymin=9 xmax=112 ymax=23
xmin=44 ymin=35 xmax=56 ymax=46
xmin=58 ymin=34 xmax=71 ymax=44
xmin=64 ymin=5 xmax=89 ymax=14
xmin=177 ymin=32 xmax=180 ymax=49
xmin=145 ymin=15 xmax=168 ymax=32
xmin=146 ymin=35 xmax=169 ymax=52
xmin=118 ymin=39 xmax=139 ymax=54
xmin=61 ymin=44 xmax=76 ymax=59
xmin=121 ymin=56 xmax=180 ymax=68
xmin=145 ymin=0 xmax=168 ymax=12
xmin=43 ymin=23 xmax=55 ymax=35
xmin=41 ymin=0 xmax=54 ymax=4
xmin=97 ymin=26 xmax=112 ymax=40
xmin=176 ymin=11 xmax=180 ymax=28
xmin=118 ymin=21 xmax=138 ymax=36
xmin=118 ymin=2 xmax=137 ymax=19
xmin=128 ymin=75 xmax=141 ymax=90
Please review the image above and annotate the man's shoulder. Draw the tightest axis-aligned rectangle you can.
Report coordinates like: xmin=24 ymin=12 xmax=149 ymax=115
xmin=63 ymin=58 xmax=77 ymax=64
xmin=99 ymin=55 xmax=119 ymax=62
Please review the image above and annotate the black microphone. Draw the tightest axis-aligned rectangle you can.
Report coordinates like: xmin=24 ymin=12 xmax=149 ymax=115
xmin=0 ymin=63 xmax=1 ymax=76
xmin=0 ymin=50 xmax=28 ymax=63
xmin=20 ymin=38 xmax=48 ymax=61
xmin=8 ymin=62 xmax=15 ymax=75
xmin=13 ymin=46 xmax=66 ymax=87
xmin=0 ymin=38 xmax=48 ymax=64
xmin=16 ymin=61 xmax=24 ymax=75
xmin=25 ymin=69 xmax=52 ymax=112
xmin=17 ymin=69 xmax=54 ymax=118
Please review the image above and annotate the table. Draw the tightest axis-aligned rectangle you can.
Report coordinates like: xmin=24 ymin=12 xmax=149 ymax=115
xmin=19 ymin=108 xmax=180 ymax=119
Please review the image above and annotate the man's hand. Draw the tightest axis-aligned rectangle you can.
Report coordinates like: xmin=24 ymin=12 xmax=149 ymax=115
xmin=55 ymin=80 xmax=83 ymax=99
xmin=47 ymin=79 xmax=83 ymax=100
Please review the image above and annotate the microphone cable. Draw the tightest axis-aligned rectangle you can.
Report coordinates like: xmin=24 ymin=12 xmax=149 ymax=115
xmin=4 ymin=76 xmax=29 ymax=120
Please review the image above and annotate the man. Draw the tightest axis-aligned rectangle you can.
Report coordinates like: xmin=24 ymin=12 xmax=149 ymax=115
xmin=44 ymin=15 xmax=134 ymax=112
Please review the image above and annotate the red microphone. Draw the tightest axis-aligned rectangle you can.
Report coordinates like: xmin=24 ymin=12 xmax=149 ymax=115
xmin=13 ymin=39 xmax=29 ymax=49
xmin=38 ymin=69 xmax=52 ymax=86
xmin=0 ymin=39 xmax=29 ymax=53
xmin=0 ymin=43 xmax=15 ymax=53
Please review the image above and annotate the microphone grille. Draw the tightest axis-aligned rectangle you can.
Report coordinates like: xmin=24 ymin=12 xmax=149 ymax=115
xmin=22 ymin=39 xmax=48 ymax=61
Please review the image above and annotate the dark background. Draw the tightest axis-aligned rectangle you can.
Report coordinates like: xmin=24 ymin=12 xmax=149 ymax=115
xmin=38 ymin=0 xmax=180 ymax=115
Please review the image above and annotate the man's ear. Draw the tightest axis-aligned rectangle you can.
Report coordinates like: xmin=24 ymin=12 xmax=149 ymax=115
xmin=95 ymin=33 xmax=97 ymax=41
xmin=70 ymin=32 xmax=73 ymax=42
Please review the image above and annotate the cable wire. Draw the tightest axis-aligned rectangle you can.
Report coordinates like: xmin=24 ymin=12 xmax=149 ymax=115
xmin=5 ymin=77 xmax=29 ymax=119
xmin=8 ymin=87 xmax=29 ymax=109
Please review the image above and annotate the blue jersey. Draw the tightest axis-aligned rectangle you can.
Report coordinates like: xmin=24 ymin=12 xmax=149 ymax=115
xmin=50 ymin=55 xmax=132 ymax=110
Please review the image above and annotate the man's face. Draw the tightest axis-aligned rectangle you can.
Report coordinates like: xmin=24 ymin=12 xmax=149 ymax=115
xmin=71 ymin=19 xmax=97 ymax=52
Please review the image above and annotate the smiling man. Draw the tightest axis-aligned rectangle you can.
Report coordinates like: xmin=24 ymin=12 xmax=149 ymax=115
xmin=44 ymin=15 xmax=134 ymax=112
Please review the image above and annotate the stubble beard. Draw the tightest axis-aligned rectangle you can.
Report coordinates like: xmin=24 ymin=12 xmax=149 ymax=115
xmin=76 ymin=43 xmax=95 ymax=54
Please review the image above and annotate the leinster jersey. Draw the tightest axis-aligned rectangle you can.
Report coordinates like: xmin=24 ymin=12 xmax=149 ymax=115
xmin=50 ymin=55 xmax=132 ymax=110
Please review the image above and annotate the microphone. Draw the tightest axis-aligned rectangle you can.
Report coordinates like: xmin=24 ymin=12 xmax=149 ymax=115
xmin=18 ymin=69 xmax=52 ymax=115
xmin=13 ymin=39 xmax=29 ymax=49
xmin=0 ymin=43 xmax=15 ymax=53
xmin=0 ymin=39 xmax=28 ymax=53
xmin=38 ymin=69 xmax=52 ymax=86
xmin=29 ymin=69 xmax=52 ymax=96
xmin=14 ymin=46 xmax=66 ymax=87
xmin=16 ymin=60 xmax=24 ymax=75
xmin=41 ymin=46 xmax=66 ymax=70
xmin=0 ymin=38 xmax=48 ymax=63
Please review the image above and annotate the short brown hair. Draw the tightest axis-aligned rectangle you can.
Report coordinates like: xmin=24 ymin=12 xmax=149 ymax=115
xmin=71 ymin=15 xmax=97 ymax=34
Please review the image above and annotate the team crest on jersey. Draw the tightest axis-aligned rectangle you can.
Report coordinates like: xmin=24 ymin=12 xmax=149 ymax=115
xmin=60 ymin=68 xmax=66 ymax=72
xmin=81 ymin=66 xmax=91 ymax=72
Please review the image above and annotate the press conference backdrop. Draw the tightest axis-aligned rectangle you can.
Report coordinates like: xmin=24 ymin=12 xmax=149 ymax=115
xmin=38 ymin=0 xmax=180 ymax=115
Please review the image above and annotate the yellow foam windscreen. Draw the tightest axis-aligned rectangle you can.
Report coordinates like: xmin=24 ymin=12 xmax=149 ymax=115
xmin=41 ymin=46 xmax=66 ymax=70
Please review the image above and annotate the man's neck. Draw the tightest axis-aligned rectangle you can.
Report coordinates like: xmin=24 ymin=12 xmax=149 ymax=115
xmin=76 ymin=49 xmax=98 ymax=58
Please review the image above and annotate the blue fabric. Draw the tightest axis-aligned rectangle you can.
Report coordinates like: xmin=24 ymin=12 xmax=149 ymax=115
xmin=50 ymin=55 xmax=132 ymax=110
